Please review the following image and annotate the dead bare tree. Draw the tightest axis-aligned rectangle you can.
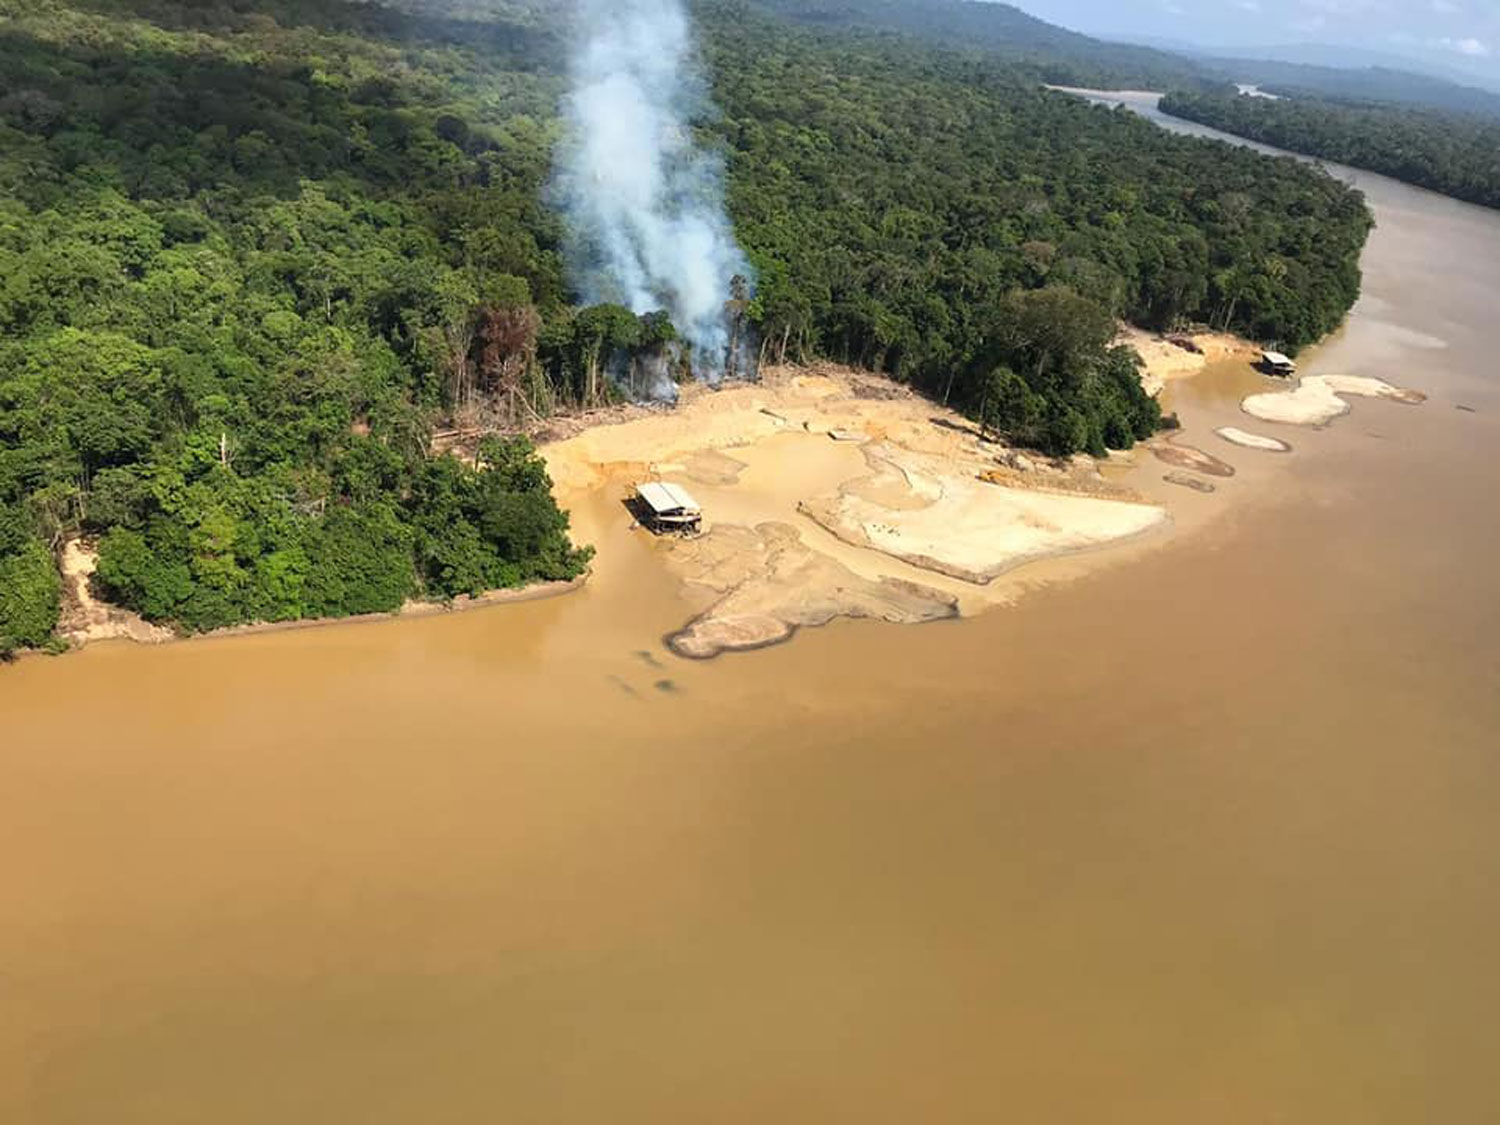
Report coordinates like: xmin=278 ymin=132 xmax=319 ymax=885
xmin=723 ymin=273 xmax=751 ymax=381
xmin=430 ymin=310 xmax=479 ymax=426
xmin=476 ymin=303 xmax=542 ymax=430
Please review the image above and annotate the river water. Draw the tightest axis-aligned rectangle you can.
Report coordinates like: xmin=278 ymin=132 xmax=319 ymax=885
xmin=3 ymin=103 xmax=1498 ymax=1123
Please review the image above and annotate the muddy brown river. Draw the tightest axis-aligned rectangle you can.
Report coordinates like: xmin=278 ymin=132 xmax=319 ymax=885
xmin=3 ymin=104 xmax=1498 ymax=1123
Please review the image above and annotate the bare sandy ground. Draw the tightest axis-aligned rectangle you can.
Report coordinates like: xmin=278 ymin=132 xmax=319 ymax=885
xmin=1118 ymin=325 xmax=1258 ymax=397
xmin=57 ymin=539 xmax=173 ymax=648
xmin=1242 ymin=374 xmax=1427 ymax=426
xmin=541 ymin=379 xmax=806 ymax=496
xmin=800 ymin=443 xmax=1167 ymax=586
xmin=543 ymin=364 xmax=1174 ymax=656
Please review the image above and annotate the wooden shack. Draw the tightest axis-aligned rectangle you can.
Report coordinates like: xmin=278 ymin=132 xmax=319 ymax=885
xmin=1260 ymin=350 xmax=1297 ymax=377
xmin=634 ymin=481 xmax=703 ymax=535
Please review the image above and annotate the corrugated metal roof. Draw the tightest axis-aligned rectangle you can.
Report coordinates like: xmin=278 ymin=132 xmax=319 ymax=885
xmin=1262 ymin=351 xmax=1294 ymax=366
xmin=637 ymin=481 xmax=700 ymax=515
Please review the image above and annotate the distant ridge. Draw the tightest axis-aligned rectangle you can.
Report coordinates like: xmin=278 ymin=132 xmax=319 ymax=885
xmin=743 ymin=0 xmax=1207 ymax=89
xmin=743 ymin=0 xmax=1500 ymax=117
xmin=1200 ymin=60 xmax=1500 ymax=118
xmin=1192 ymin=42 xmax=1500 ymax=92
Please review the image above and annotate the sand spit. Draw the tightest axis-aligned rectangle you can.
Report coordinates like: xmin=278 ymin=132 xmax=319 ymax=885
xmin=1217 ymin=426 xmax=1291 ymax=452
xmin=801 ymin=443 xmax=1169 ymax=586
xmin=1243 ymin=374 xmax=1427 ymax=426
xmin=664 ymin=523 xmax=957 ymax=659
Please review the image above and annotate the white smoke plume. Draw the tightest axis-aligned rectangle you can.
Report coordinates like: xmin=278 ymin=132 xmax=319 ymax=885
xmin=554 ymin=0 xmax=752 ymax=380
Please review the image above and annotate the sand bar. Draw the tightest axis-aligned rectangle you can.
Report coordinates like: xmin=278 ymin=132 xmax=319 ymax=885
xmin=1217 ymin=426 xmax=1291 ymax=452
xmin=1243 ymin=374 xmax=1426 ymax=426
xmin=1163 ymin=472 xmax=1216 ymax=493
xmin=1152 ymin=439 xmax=1236 ymax=478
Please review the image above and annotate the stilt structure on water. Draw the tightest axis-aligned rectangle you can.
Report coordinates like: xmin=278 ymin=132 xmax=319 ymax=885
xmin=1260 ymin=350 xmax=1297 ymax=377
xmin=633 ymin=481 xmax=703 ymax=536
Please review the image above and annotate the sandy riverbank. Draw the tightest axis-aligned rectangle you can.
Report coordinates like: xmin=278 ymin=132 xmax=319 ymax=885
xmin=542 ymin=363 xmax=1179 ymax=657
xmin=48 ymin=325 xmax=1364 ymax=661
xmin=1117 ymin=325 xmax=1259 ymax=396
xmin=57 ymin=539 xmax=173 ymax=648
xmin=539 ymin=331 xmax=1432 ymax=658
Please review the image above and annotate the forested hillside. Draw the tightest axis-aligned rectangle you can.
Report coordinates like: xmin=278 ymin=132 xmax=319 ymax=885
xmin=1161 ymin=90 xmax=1500 ymax=210
xmin=742 ymin=0 xmax=1206 ymax=90
xmin=1202 ymin=61 xmax=1500 ymax=119
xmin=0 ymin=0 xmax=1372 ymax=653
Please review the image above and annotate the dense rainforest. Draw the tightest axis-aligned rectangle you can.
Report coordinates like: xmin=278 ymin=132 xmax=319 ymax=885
xmin=0 ymin=0 xmax=591 ymax=651
xmin=706 ymin=8 xmax=1370 ymax=416
xmin=1161 ymin=90 xmax=1500 ymax=211
xmin=0 ymin=0 xmax=1373 ymax=654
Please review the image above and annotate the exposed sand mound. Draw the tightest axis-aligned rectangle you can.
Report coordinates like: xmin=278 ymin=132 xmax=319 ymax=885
xmin=800 ymin=444 xmax=1168 ymax=585
xmin=1151 ymin=440 xmax=1236 ymax=478
xmin=1217 ymin=426 xmax=1291 ymax=452
xmin=1242 ymin=374 xmax=1426 ymax=426
xmin=664 ymin=523 xmax=958 ymax=659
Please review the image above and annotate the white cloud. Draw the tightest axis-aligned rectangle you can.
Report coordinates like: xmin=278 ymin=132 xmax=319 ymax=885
xmin=1434 ymin=35 xmax=1492 ymax=56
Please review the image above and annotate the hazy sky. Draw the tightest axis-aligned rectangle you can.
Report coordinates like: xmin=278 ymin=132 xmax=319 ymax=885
xmin=1011 ymin=0 xmax=1500 ymax=79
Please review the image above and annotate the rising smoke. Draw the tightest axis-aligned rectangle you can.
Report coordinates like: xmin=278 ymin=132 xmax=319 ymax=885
xmin=554 ymin=0 xmax=753 ymax=381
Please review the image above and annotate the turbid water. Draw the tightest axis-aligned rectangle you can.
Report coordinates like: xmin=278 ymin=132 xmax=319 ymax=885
xmin=3 ymin=102 xmax=1498 ymax=1123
